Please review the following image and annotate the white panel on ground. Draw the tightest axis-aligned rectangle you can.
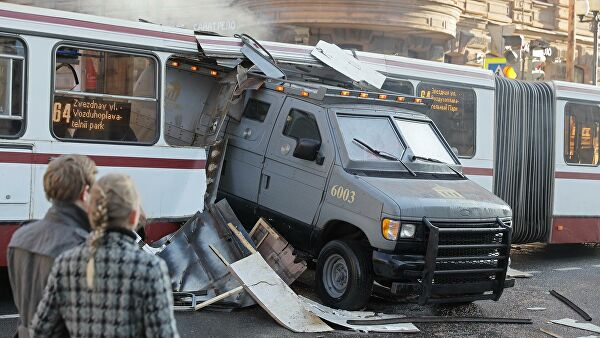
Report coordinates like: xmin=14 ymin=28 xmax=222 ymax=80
xmin=300 ymin=296 xmax=419 ymax=333
xmin=228 ymin=253 xmax=333 ymax=333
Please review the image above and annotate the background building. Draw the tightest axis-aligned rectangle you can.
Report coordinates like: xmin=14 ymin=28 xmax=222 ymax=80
xmin=2 ymin=0 xmax=593 ymax=83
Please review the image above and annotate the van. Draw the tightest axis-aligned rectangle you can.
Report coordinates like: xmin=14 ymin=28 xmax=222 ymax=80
xmin=219 ymin=80 xmax=514 ymax=310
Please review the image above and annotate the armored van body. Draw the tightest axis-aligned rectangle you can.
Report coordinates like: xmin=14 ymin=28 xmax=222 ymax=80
xmin=219 ymin=82 xmax=513 ymax=310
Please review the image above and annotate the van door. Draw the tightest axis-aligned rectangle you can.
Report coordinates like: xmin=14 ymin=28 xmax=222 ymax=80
xmin=220 ymin=91 xmax=284 ymax=204
xmin=258 ymin=98 xmax=334 ymax=249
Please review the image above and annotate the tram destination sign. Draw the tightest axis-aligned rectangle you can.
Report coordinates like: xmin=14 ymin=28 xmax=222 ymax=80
xmin=52 ymin=95 xmax=134 ymax=141
xmin=418 ymin=84 xmax=470 ymax=114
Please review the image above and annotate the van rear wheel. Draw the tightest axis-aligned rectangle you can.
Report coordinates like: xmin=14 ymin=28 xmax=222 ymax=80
xmin=315 ymin=240 xmax=373 ymax=310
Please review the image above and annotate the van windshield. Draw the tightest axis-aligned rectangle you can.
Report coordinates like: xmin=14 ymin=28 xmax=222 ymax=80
xmin=337 ymin=115 xmax=405 ymax=162
xmin=394 ymin=118 xmax=456 ymax=164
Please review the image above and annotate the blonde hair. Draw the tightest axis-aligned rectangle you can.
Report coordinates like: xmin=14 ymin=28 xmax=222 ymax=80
xmin=86 ymin=173 xmax=140 ymax=289
xmin=44 ymin=154 xmax=97 ymax=202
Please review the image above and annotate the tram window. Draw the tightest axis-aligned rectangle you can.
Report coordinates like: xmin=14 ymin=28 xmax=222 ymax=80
xmin=243 ymin=99 xmax=270 ymax=122
xmin=0 ymin=37 xmax=26 ymax=138
xmin=564 ymin=102 xmax=600 ymax=166
xmin=416 ymin=83 xmax=476 ymax=157
xmin=52 ymin=46 xmax=158 ymax=144
xmin=381 ymin=79 xmax=413 ymax=95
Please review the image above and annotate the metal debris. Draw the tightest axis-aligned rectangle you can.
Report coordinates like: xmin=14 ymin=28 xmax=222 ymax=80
xmin=153 ymin=200 xmax=256 ymax=309
xmin=300 ymin=296 xmax=419 ymax=333
xmin=347 ymin=316 xmax=533 ymax=325
xmin=550 ymin=290 xmax=592 ymax=321
xmin=540 ymin=328 xmax=564 ymax=338
xmin=551 ymin=319 xmax=600 ymax=334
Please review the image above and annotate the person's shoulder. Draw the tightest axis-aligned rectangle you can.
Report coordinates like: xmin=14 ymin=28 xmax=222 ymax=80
xmin=132 ymin=250 xmax=168 ymax=274
xmin=8 ymin=219 xmax=45 ymax=247
xmin=54 ymin=243 xmax=87 ymax=264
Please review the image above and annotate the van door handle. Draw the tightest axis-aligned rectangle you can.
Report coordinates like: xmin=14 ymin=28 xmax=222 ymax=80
xmin=262 ymin=174 xmax=270 ymax=190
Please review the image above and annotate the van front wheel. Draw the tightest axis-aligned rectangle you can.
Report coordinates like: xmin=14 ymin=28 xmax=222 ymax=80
xmin=315 ymin=240 xmax=373 ymax=310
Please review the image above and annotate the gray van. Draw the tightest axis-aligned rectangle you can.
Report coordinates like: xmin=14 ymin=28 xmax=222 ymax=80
xmin=218 ymin=80 xmax=513 ymax=310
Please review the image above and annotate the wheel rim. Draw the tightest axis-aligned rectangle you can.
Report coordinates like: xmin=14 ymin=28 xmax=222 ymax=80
xmin=322 ymin=253 xmax=349 ymax=298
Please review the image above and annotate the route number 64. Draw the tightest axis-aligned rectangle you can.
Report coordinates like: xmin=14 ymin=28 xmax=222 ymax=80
xmin=330 ymin=185 xmax=355 ymax=204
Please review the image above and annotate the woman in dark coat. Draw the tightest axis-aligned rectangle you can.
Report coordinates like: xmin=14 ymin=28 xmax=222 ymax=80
xmin=31 ymin=173 xmax=179 ymax=338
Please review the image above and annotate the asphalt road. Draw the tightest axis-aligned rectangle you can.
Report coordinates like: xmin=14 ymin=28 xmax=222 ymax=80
xmin=1 ymin=243 xmax=599 ymax=338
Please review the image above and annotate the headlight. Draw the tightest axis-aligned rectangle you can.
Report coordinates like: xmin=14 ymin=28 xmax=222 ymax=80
xmin=400 ymin=224 xmax=416 ymax=238
xmin=381 ymin=219 xmax=401 ymax=240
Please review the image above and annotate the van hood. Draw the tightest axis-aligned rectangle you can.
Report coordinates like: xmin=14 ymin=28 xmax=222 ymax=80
xmin=359 ymin=176 xmax=511 ymax=220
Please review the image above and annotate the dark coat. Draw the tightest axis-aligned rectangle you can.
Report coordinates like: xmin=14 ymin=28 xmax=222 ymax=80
xmin=31 ymin=228 xmax=179 ymax=338
xmin=8 ymin=202 xmax=91 ymax=338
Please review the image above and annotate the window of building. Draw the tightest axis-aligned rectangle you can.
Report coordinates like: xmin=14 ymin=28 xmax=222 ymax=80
xmin=0 ymin=36 xmax=26 ymax=138
xmin=52 ymin=46 xmax=158 ymax=144
xmin=575 ymin=66 xmax=585 ymax=84
xmin=283 ymin=109 xmax=321 ymax=144
xmin=564 ymin=102 xmax=600 ymax=166
xmin=416 ymin=83 xmax=476 ymax=157
xmin=381 ymin=79 xmax=413 ymax=95
xmin=243 ymin=99 xmax=270 ymax=122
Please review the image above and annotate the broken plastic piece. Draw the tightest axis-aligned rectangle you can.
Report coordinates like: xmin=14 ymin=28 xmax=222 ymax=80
xmin=550 ymin=290 xmax=592 ymax=322
xmin=527 ymin=307 xmax=547 ymax=311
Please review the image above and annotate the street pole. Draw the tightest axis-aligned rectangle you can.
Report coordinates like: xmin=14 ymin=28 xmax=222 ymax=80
xmin=594 ymin=11 xmax=599 ymax=85
xmin=567 ymin=0 xmax=575 ymax=82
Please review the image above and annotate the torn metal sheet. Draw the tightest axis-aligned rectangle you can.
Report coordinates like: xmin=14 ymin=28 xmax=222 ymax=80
xmin=154 ymin=200 xmax=255 ymax=309
xmin=551 ymin=319 xmax=600 ymax=334
xmin=311 ymin=40 xmax=386 ymax=89
xmin=300 ymin=296 xmax=419 ymax=333
xmin=238 ymin=34 xmax=285 ymax=79
xmin=507 ymin=267 xmax=533 ymax=278
xmin=228 ymin=252 xmax=333 ymax=333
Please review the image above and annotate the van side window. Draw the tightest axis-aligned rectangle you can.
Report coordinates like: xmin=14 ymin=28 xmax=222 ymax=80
xmin=416 ymin=83 xmax=476 ymax=157
xmin=564 ymin=102 xmax=600 ymax=166
xmin=283 ymin=109 xmax=321 ymax=144
xmin=51 ymin=46 xmax=158 ymax=144
xmin=243 ymin=99 xmax=270 ymax=122
xmin=0 ymin=36 xmax=26 ymax=138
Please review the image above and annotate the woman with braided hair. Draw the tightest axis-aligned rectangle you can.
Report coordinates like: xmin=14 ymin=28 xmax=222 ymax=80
xmin=31 ymin=173 xmax=179 ymax=338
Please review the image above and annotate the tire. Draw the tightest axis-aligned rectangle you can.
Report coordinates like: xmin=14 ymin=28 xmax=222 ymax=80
xmin=315 ymin=240 xmax=374 ymax=310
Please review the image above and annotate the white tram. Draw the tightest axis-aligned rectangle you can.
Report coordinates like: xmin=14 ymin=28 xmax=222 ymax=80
xmin=1 ymin=3 xmax=598 ymax=269
xmin=0 ymin=3 xmax=239 ymax=266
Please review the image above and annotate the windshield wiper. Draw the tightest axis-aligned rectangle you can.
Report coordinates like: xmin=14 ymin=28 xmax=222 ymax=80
xmin=411 ymin=155 xmax=465 ymax=178
xmin=353 ymin=138 xmax=416 ymax=176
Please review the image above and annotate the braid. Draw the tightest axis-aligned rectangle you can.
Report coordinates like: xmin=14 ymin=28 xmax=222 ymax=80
xmin=86 ymin=187 xmax=109 ymax=289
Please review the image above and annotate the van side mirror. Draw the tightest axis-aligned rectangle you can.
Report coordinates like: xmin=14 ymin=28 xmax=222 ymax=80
xmin=293 ymin=138 xmax=321 ymax=161
xmin=451 ymin=147 xmax=459 ymax=156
